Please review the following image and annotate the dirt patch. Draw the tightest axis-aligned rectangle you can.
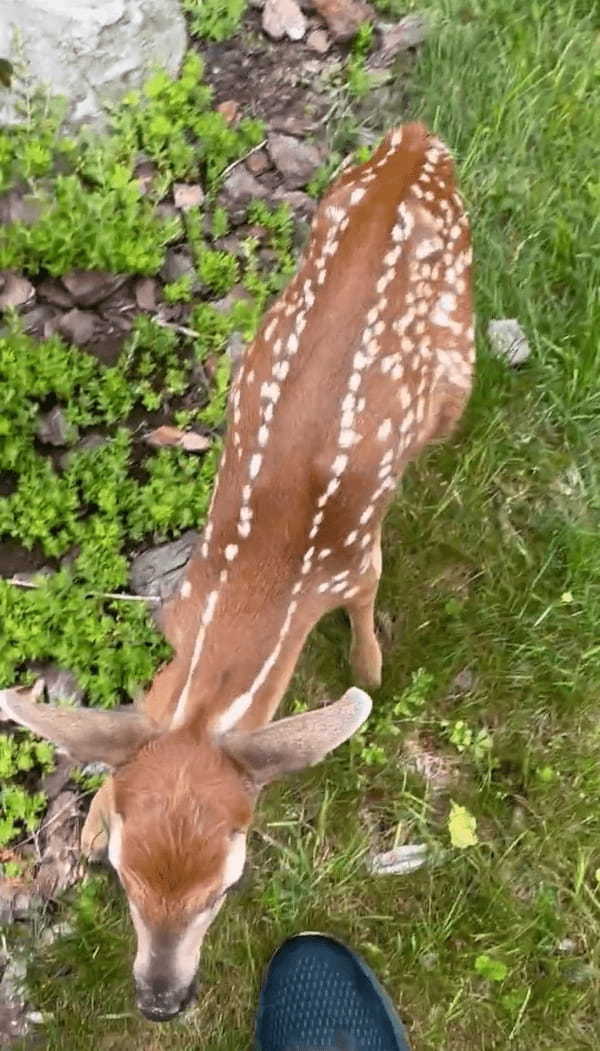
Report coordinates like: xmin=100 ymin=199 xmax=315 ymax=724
xmin=201 ymin=7 xmax=345 ymax=129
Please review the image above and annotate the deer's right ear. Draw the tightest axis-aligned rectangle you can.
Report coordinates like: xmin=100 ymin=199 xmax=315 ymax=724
xmin=0 ymin=681 xmax=160 ymax=768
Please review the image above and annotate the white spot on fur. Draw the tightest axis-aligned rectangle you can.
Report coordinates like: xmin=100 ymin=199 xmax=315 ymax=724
xmin=250 ymin=454 xmax=262 ymax=479
xmin=225 ymin=544 xmax=239 ymax=562
xmin=350 ymin=187 xmax=366 ymax=205
xmin=377 ymin=419 xmax=392 ymax=441
xmin=180 ymin=580 xmax=192 ymax=598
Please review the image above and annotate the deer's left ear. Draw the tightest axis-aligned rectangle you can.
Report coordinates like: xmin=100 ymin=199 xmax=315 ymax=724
xmin=0 ymin=680 xmax=160 ymax=768
xmin=221 ymin=687 xmax=372 ymax=785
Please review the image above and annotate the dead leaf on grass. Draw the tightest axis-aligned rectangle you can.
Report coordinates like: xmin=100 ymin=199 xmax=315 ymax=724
xmin=145 ymin=425 xmax=211 ymax=452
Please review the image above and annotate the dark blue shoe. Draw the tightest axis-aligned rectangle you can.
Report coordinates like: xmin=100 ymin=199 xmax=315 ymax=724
xmin=255 ymin=933 xmax=411 ymax=1051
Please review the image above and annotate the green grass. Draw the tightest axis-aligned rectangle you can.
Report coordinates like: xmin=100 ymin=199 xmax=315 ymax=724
xmin=6 ymin=0 xmax=600 ymax=1048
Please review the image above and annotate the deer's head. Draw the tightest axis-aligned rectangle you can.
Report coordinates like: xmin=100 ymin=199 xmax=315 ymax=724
xmin=0 ymin=681 xmax=371 ymax=1021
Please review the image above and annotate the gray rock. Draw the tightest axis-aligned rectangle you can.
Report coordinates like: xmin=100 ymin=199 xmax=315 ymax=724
xmin=221 ymin=168 xmax=268 ymax=223
xmin=134 ymin=277 xmax=158 ymax=312
xmin=226 ymin=332 xmax=247 ymax=378
xmin=160 ymin=248 xmax=196 ymax=284
xmin=307 ymin=28 xmax=330 ymax=53
xmin=0 ymin=0 xmax=187 ymax=131
xmin=487 ymin=318 xmax=531 ymax=365
xmin=130 ymin=530 xmax=199 ymax=600
xmin=31 ymin=664 xmax=85 ymax=706
xmin=61 ymin=270 xmax=128 ymax=307
xmin=373 ymin=13 xmax=429 ymax=67
xmin=0 ymin=273 xmax=35 ymax=310
xmin=262 ymin=0 xmax=307 ymax=41
xmin=36 ymin=406 xmax=76 ymax=446
xmin=57 ymin=308 xmax=97 ymax=345
xmin=272 ymin=186 xmax=317 ymax=218
xmin=173 ymin=182 xmax=205 ymax=210
xmin=268 ymin=133 xmax=321 ymax=189
xmin=36 ymin=791 xmax=82 ymax=899
xmin=37 ymin=277 xmax=74 ymax=309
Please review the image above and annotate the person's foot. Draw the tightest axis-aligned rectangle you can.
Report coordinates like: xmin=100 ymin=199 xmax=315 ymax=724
xmin=255 ymin=933 xmax=411 ymax=1051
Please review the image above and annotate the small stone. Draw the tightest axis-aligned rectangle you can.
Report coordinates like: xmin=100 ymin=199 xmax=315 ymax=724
xmin=226 ymin=331 xmax=247 ymax=375
xmin=373 ymin=13 xmax=429 ymax=66
xmin=160 ymin=248 xmax=196 ymax=284
xmin=0 ymin=189 xmax=41 ymax=227
xmin=369 ymin=844 xmax=429 ymax=875
xmin=37 ymin=278 xmax=74 ymax=309
xmin=135 ymin=159 xmax=157 ymax=195
xmin=130 ymin=530 xmax=199 ymax=600
xmin=21 ymin=303 xmax=59 ymax=337
xmin=61 ymin=270 xmax=128 ymax=308
xmin=173 ymin=182 xmax=205 ymax=210
xmin=307 ymin=28 xmax=330 ymax=52
xmin=36 ymin=406 xmax=75 ymax=447
xmin=216 ymin=99 xmax=240 ymax=124
xmin=272 ymin=187 xmax=317 ymax=217
xmin=451 ymin=667 xmax=476 ymax=694
xmin=0 ymin=273 xmax=35 ymax=310
xmin=268 ymin=133 xmax=321 ymax=189
xmin=488 ymin=318 xmax=531 ymax=365
xmin=557 ymin=937 xmax=577 ymax=954
xmin=246 ymin=149 xmax=271 ymax=176
xmin=31 ymin=664 xmax=85 ymax=706
xmin=134 ymin=277 xmax=158 ymax=312
xmin=221 ymin=167 xmax=269 ymax=223
xmin=313 ymin=0 xmax=374 ymax=41
xmin=57 ymin=308 xmax=97 ymax=345
xmin=212 ymin=284 xmax=254 ymax=315
xmin=262 ymin=0 xmax=307 ymax=40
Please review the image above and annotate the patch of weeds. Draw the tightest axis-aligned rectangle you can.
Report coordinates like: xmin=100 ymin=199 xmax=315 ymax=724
xmin=0 ymin=52 xmax=264 ymax=275
xmin=182 ymin=0 xmax=247 ymax=42
xmin=345 ymin=22 xmax=376 ymax=98
xmin=197 ymin=247 xmax=239 ymax=295
xmin=163 ymin=273 xmax=194 ymax=303
xmin=0 ymin=732 xmax=55 ymax=847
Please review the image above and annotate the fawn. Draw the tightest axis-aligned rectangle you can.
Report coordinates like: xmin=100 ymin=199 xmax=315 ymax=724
xmin=0 ymin=121 xmax=474 ymax=1021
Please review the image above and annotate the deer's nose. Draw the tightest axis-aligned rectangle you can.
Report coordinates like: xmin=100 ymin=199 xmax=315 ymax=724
xmin=136 ymin=978 xmax=195 ymax=1022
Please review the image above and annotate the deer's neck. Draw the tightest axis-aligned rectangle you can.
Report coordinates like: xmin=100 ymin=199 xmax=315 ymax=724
xmin=149 ymin=531 xmax=323 ymax=736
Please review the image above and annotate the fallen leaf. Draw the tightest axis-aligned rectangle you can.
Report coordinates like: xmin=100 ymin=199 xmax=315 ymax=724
xmin=217 ymin=99 xmax=240 ymax=124
xmin=145 ymin=425 xmax=211 ymax=452
xmin=448 ymin=801 xmax=478 ymax=848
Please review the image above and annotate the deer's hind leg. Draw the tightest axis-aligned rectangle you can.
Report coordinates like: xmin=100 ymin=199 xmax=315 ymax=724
xmin=345 ymin=525 xmax=383 ymax=689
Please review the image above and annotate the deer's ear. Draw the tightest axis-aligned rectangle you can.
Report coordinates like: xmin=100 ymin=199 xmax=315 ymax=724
xmin=221 ymin=688 xmax=372 ymax=785
xmin=0 ymin=681 xmax=160 ymax=768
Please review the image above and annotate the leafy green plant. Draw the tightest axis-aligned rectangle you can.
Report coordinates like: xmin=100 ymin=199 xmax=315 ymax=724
xmin=163 ymin=273 xmax=194 ymax=303
xmin=442 ymin=719 xmax=494 ymax=762
xmin=197 ymin=247 xmax=239 ymax=295
xmin=475 ymin=955 xmax=509 ymax=983
xmin=183 ymin=0 xmax=247 ymax=42
xmin=0 ymin=783 xmax=47 ymax=847
xmin=345 ymin=22 xmax=376 ymax=98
